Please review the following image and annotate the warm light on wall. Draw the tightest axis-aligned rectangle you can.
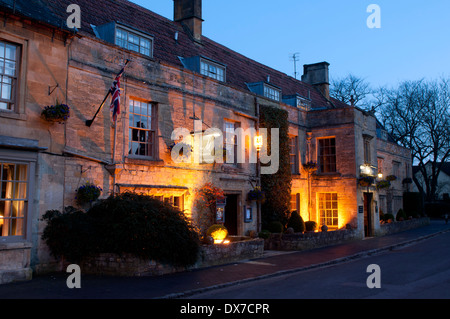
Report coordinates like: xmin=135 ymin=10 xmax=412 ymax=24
xmin=211 ymin=228 xmax=228 ymax=244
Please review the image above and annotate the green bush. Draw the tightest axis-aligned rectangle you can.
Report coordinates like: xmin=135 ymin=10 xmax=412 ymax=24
xmin=42 ymin=193 xmax=200 ymax=267
xmin=266 ymin=221 xmax=284 ymax=233
xmin=305 ymin=221 xmax=317 ymax=232
xmin=206 ymin=224 xmax=228 ymax=239
xmin=396 ymin=209 xmax=407 ymax=221
xmin=41 ymin=207 xmax=95 ymax=263
xmin=403 ymin=192 xmax=423 ymax=217
xmin=286 ymin=211 xmax=305 ymax=233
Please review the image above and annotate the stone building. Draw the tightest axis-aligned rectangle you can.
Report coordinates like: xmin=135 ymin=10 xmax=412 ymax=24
xmin=0 ymin=0 xmax=412 ymax=283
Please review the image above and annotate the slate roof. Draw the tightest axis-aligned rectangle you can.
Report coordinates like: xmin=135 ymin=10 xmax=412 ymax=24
xmin=2 ymin=0 xmax=346 ymax=110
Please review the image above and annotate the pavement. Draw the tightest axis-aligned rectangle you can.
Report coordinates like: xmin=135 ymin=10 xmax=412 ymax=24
xmin=1 ymin=219 xmax=450 ymax=299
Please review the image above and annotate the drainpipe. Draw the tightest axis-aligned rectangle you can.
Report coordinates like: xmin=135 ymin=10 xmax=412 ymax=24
xmin=255 ymin=97 xmax=261 ymax=232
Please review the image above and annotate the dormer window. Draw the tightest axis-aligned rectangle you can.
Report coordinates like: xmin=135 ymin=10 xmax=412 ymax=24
xmin=116 ymin=26 xmax=153 ymax=57
xmin=264 ymin=85 xmax=280 ymax=101
xmin=247 ymin=82 xmax=281 ymax=101
xmin=180 ymin=56 xmax=226 ymax=82
xmin=92 ymin=22 xmax=154 ymax=57
xmin=200 ymin=59 xmax=225 ymax=82
xmin=282 ymin=94 xmax=311 ymax=110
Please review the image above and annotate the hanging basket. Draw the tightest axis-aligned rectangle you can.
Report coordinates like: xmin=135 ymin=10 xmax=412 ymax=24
xmin=358 ymin=175 xmax=374 ymax=187
xmin=41 ymin=103 xmax=70 ymax=124
xmin=247 ymin=189 xmax=265 ymax=201
xmin=302 ymin=161 xmax=318 ymax=173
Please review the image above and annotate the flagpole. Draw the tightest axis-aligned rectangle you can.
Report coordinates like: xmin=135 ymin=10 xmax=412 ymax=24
xmin=85 ymin=59 xmax=130 ymax=127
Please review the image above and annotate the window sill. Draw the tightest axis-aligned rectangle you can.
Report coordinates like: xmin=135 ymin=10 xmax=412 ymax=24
xmin=0 ymin=240 xmax=32 ymax=250
xmin=0 ymin=111 xmax=27 ymax=121
xmin=125 ymin=156 xmax=165 ymax=167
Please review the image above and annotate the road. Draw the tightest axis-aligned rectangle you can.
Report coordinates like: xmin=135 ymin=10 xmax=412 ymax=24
xmin=189 ymin=230 xmax=450 ymax=299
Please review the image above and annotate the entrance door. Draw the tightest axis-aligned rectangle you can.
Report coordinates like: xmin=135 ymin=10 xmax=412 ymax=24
xmin=224 ymin=194 xmax=238 ymax=236
xmin=364 ymin=192 xmax=373 ymax=237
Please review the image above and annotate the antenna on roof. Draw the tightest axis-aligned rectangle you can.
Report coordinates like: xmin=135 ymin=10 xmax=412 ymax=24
xmin=290 ymin=52 xmax=300 ymax=79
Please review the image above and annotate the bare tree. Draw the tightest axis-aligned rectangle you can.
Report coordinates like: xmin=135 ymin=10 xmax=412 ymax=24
xmin=330 ymin=74 xmax=373 ymax=108
xmin=378 ymin=78 xmax=450 ymax=202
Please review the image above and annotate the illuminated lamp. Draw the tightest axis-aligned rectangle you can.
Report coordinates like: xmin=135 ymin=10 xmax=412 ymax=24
xmin=254 ymin=135 xmax=263 ymax=152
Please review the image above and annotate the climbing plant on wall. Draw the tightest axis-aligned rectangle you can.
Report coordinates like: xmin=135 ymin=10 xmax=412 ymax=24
xmin=259 ymin=105 xmax=292 ymax=228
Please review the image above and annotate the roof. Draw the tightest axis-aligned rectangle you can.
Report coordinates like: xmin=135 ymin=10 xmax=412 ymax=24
xmin=2 ymin=0 xmax=345 ymax=110
xmin=413 ymin=163 xmax=450 ymax=176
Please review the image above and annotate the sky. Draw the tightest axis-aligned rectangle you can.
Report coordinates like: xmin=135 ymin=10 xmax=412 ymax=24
xmin=130 ymin=0 xmax=450 ymax=89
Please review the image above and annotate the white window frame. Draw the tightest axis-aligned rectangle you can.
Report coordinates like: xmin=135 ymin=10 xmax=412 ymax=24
xmin=200 ymin=58 xmax=226 ymax=82
xmin=263 ymin=84 xmax=281 ymax=101
xmin=128 ymin=99 xmax=157 ymax=159
xmin=115 ymin=26 xmax=153 ymax=57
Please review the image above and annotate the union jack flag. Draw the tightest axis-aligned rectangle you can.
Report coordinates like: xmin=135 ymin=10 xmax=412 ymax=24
xmin=110 ymin=67 xmax=125 ymax=122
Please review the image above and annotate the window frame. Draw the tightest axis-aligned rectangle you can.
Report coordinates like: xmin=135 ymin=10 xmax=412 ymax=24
xmin=0 ymin=32 xmax=27 ymax=118
xmin=0 ymin=149 xmax=36 ymax=244
xmin=200 ymin=58 xmax=226 ymax=82
xmin=115 ymin=25 xmax=154 ymax=58
xmin=318 ymin=137 xmax=337 ymax=174
xmin=224 ymin=120 xmax=239 ymax=166
xmin=263 ymin=84 xmax=281 ymax=101
xmin=289 ymin=136 xmax=299 ymax=175
xmin=128 ymin=99 xmax=158 ymax=160
xmin=318 ymin=193 xmax=339 ymax=229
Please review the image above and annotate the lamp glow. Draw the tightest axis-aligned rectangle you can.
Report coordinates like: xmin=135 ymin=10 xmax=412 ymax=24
xmin=254 ymin=135 xmax=263 ymax=151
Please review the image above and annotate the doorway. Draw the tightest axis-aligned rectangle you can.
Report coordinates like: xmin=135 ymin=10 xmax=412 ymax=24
xmin=364 ymin=192 xmax=373 ymax=237
xmin=224 ymin=194 xmax=238 ymax=236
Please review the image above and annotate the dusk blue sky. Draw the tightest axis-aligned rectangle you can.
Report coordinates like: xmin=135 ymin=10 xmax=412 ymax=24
xmin=131 ymin=0 xmax=450 ymax=89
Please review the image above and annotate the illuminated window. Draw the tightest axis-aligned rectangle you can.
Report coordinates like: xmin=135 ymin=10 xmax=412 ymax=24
xmin=318 ymin=193 xmax=338 ymax=228
xmin=289 ymin=136 xmax=298 ymax=174
xmin=128 ymin=100 xmax=157 ymax=159
xmin=290 ymin=193 xmax=300 ymax=213
xmin=0 ymin=41 xmax=18 ymax=111
xmin=116 ymin=27 xmax=153 ymax=57
xmin=0 ymin=162 xmax=28 ymax=237
xmin=200 ymin=59 xmax=225 ymax=82
xmin=318 ymin=138 xmax=336 ymax=173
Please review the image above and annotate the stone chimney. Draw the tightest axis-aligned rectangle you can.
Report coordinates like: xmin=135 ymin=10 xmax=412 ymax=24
xmin=174 ymin=0 xmax=203 ymax=41
xmin=301 ymin=62 xmax=330 ymax=100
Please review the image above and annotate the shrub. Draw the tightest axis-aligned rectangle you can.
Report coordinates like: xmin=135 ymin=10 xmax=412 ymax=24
xmin=286 ymin=211 xmax=305 ymax=233
xmin=266 ymin=221 xmax=284 ymax=233
xmin=305 ymin=221 xmax=317 ymax=232
xmin=87 ymin=192 xmax=200 ymax=267
xmin=41 ymin=207 xmax=95 ymax=263
xmin=383 ymin=213 xmax=395 ymax=222
xmin=258 ymin=230 xmax=271 ymax=239
xmin=403 ymin=192 xmax=423 ymax=217
xmin=42 ymin=193 xmax=201 ymax=267
xmin=396 ymin=209 xmax=407 ymax=221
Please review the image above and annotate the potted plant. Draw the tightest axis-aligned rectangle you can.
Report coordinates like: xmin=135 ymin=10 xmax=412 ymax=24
xmin=75 ymin=182 xmax=102 ymax=206
xmin=41 ymin=102 xmax=70 ymax=124
xmin=402 ymin=177 xmax=413 ymax=184
xmin=386 ymin=175 xmax=397 ymax=182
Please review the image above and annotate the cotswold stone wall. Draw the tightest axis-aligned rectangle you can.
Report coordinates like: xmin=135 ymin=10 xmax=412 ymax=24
xmin=80 ymin=238 xmax=264 ymax=277
xmin=376 ymin=217 xmax=430 ymax=237
xmin=264 ymin=229 xmax=360 ymax=251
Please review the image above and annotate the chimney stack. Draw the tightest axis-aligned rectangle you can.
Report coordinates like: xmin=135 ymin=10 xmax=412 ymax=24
xmin=301 ymin=62 xmax=330 ymax=100
xmin=174 ymin=0 xmax=203 ymax=41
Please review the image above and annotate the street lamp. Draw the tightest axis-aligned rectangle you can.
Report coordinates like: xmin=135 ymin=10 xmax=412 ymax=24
xmin=254 ymin=133 xmax=263 ymax=232
xmin=254 ymin=135 xmax=263 ymax=152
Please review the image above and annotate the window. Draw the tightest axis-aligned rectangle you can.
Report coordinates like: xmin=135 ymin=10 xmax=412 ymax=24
xmin=224 ymin=120 xmax=239 ymax=165
xmin=116 ymin=27 xmax=153 ymax=57
xmin=290 ymin=193 xmax=300 ymax=213
xmin=263 ymin=85 xmax=281 ymax=101
xmin=318 ymin=193 xmax=338 ymax=228
xmin=0 ymin=162 xmax=28 ymax=237
xmin=318 ymin=138 xmax=337 ymax=173
xmin=392 ymin=161 xmax=400 ymax=177
xmin=289 ymin=136 xmax=298 ymax=174
xmin=0 ymin=41 xmax=18 ymax=111
xmin=129 ymin=100 xmax=157 ymax=158
xmin=200 ymin=59 xmax=225 ymax=82
xmin=364 ymin=139 xmax=371 ymax=164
